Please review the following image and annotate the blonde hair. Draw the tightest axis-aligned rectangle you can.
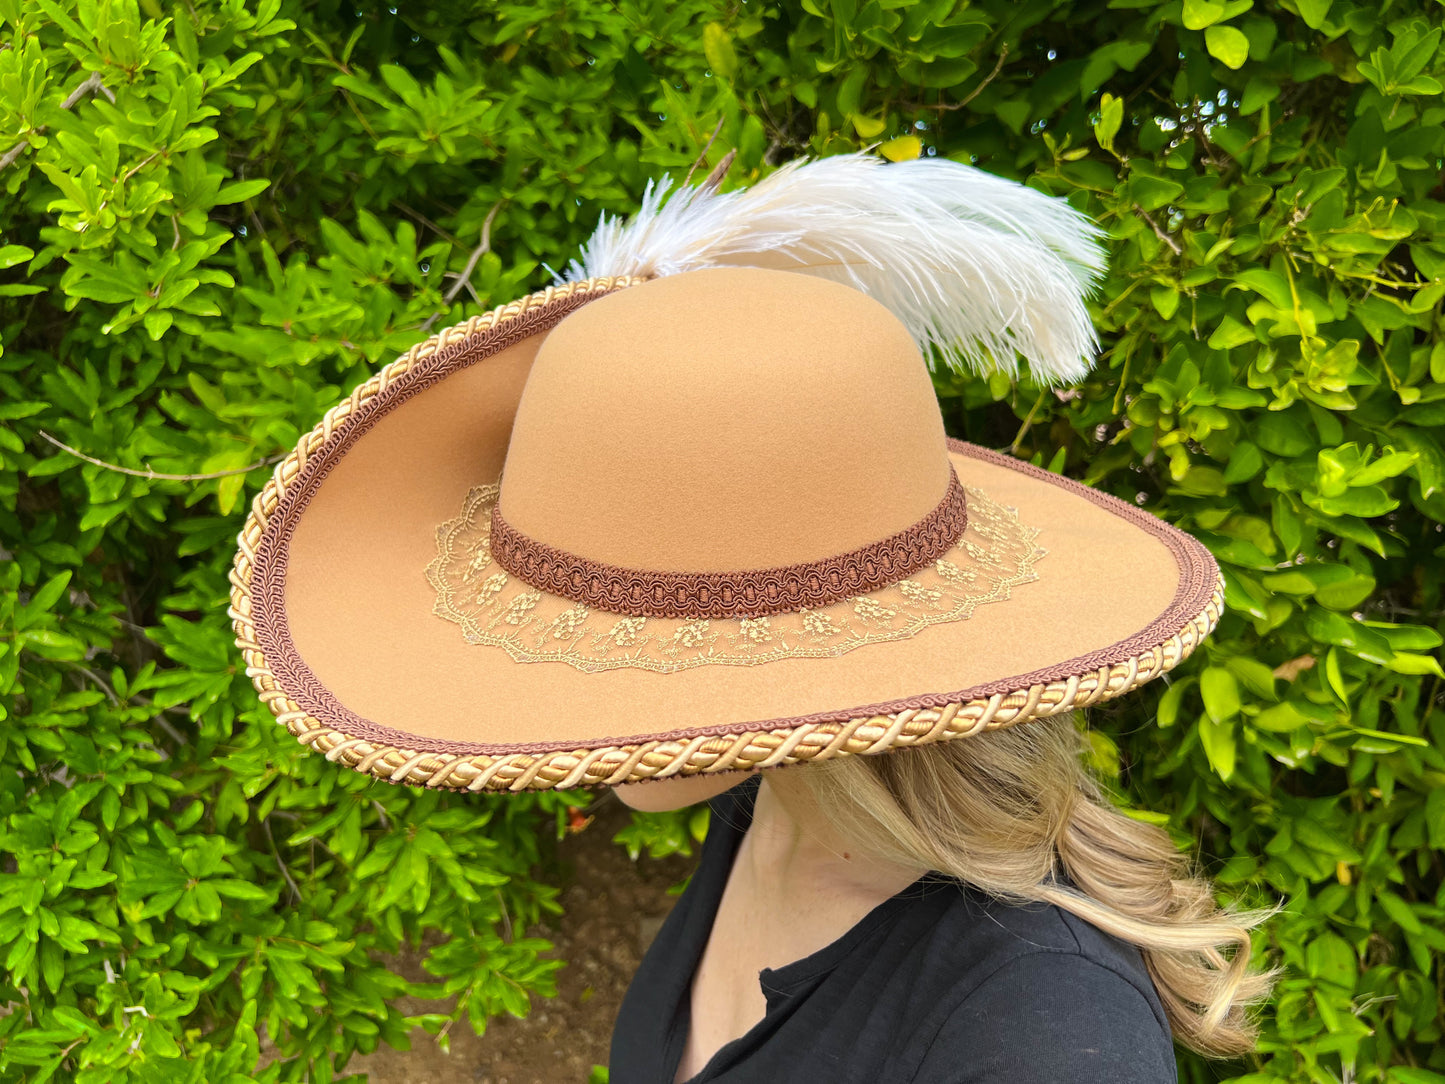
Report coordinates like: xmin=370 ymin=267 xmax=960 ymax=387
xmin=799 ymin=714 xmax=1276 ymax=1057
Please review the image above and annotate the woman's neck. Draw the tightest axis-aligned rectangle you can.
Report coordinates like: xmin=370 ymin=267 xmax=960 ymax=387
xmin=738 ymin=772 xmax=928 ymax=905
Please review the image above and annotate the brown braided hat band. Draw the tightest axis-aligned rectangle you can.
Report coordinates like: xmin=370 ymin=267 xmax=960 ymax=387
xmin=487 ymin=471 xmax=970 ymax=619
xmin=229 ymin=269 xmax=1223 ymax=792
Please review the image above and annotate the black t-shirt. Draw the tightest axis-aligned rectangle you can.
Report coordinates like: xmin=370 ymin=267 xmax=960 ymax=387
xmin=609 ymin=777 xmax=1176 ymax=1084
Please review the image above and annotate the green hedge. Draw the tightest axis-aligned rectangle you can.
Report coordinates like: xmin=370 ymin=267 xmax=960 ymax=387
xmin=2 ymin=0 xmax=1443 ymax=1080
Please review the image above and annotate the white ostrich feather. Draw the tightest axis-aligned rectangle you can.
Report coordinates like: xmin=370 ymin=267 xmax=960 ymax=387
xmin=562 ymin=152 xmax=1108 ymax=385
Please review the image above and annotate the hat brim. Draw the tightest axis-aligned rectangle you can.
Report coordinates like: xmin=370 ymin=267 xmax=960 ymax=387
xmin=230 ymin=278 xmax=1222 ymax=792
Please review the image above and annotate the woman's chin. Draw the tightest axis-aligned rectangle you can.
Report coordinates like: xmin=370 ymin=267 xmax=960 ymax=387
xmin=611 ymin=772 xmax=753 ymax=812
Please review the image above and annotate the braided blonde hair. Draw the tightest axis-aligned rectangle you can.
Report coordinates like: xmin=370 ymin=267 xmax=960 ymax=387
xmin=798 ymin=713 xmax=1276 ymax=1056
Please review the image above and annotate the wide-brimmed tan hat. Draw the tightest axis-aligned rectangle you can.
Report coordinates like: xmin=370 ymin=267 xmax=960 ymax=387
xmin=229 ymin=154 xmax=1223 ymax=792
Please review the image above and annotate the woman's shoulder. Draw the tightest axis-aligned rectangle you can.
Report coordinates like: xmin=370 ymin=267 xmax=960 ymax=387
xmin=902 ymin=887 xmax=1176 ymax=1082
xmin=911 ymin=951 xmax=1177 ymax=1083
xmin=946 ymin=885 xmax=1165 ymax=1001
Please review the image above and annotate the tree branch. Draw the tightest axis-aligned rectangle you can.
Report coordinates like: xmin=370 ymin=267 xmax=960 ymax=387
xmin=120 ymin=150 xmax=160 ymax=185
xmin=37 ymin=430 xmax=282 ymax=481
xmin=681 ymin=116 xmax=727 ymax=190
xmin=151 ymin=713 xmax=188 ymax=748
xmin=1 ymin=72 xmax=114 ymax=171
xmin=1133 ymin=206 xmax=1183 ymax=255
xmin=394 ymin=200 xmax=463 ymax=248
xmin=419 ymin=201 xmax=503 ymax=334
xmin=0 ymin=138 xmax=31 ymax=172
xmin=61 ymin=71 xmax=114 ymax=109
xmin=263 ymin=816 xmax=303 ymax=904
xmin=909 ymin=45 xmax=1009 ymax=113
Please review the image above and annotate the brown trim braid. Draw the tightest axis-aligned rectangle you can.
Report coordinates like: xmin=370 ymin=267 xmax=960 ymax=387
xmin=230 ymin=277 xmax=1227 ymax=793
xmin=488 ymin=470 xmax=969 ymax=618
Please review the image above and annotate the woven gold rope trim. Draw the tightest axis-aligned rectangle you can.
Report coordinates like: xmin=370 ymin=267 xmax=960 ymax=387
xmin=229 ymin=276 xmax=1225 ymax=794
xmin=238 ymin=583 xmax=1224 ymax=792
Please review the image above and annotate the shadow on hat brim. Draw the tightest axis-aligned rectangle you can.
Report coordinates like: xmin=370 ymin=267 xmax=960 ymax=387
xmin=230 ymin=277 xmax=1223 ymax=793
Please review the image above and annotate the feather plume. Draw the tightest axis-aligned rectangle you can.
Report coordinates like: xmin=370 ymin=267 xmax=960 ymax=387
xmin=562 ymin=152 xmax=1109 ymax=386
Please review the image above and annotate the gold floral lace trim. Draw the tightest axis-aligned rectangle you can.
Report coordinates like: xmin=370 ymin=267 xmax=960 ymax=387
xmin=426 ymin=481 xmax=1045 ymax=674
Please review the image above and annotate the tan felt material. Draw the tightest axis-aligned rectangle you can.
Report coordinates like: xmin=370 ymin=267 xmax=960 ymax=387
xmin=287 ymin=446 xmax=1177 ymax=746
xmin=234 ymin=272 xmax=1221 ymax=791
xmin=499 ymin=269 xmax=951 ymax=569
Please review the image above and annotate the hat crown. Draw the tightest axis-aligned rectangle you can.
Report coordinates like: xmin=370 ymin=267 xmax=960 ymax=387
xmin=497 ymin=267 xmax=952 ymax=572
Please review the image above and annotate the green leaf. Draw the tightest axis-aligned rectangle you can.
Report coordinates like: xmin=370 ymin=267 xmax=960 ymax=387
xmin=143 ymin=311 xmax=173 ymax=340
xmin=0 ymin=244 xmax=35 ymax=270
xmin=836 ymin=65 xmax=867 ymax=118
xmin=852 ymin=114 xmax=887 ymax=138
xmin=1361 ymin=621 xmax=1443 ymax=652
xmin=1182 ymin=0 xmax=1226 ymax=29
xmin=1207 ymin=314 xmax=1256 ymax=350
xmin=24 ymin=572 xmax=73 ymax=621
xmin=1224 ymin=655 xmax=1278 ymax=698
xmin=1094 ymin=92 xmax=1123 ymax=153
xmin=689 ymin=806 xmax=711 ymax=843
xmin=1200 ymin=667 xmax=1241 ymax=723
xmin=19 ymin=628 xmax=87 ymax=661
xmin=217 ymin=473 xmax=245 ymax=515
xmin=1386 ymin=653 xmax=1445 ymax=677
xmin=214 ymin=179 xmax=272 ymax=205
xmin=1149 ymin=285 xmax=1180 ymax=320
xmin=1129 ymin=174 xmax=1185 ymax=211
xmin=1233 ymin=268 xmax=1292 ymax=309
xmin=1378 ymin=891 xmax=1423 ymax=935
xmin=702 ymin=23 xmax=738 ymax=80
xmin=1305 ymin=932 xmax=1356 ymax=987
xmin=1425 ymin=788 xmax=1445 ymax=852
xmin=1262 ymin=564 xmax=1375 ymax=609
xmin=1350 ymin=450 xmax=1418 ymax=487
xmin=1307 ymin=485 xmax=1398 ymax=518
xmin=1318 ymin=574 xmax=1375 ymax=610
xmin=878 ymin=136 xmax=922 ymax=161
xmin=1295 ymin=0 xmax=1332 ymax=29
xmin=212 ymin=880 xmax=272 ymax=902
xmin=1198 ymin=716 xmax=1237 ymax=780
xmin=40 ymin=938 xmax=65 ymax=993
xmin=1222 ymin=442 xmax=1263 ymax=483
xmin=1253 ymin=700 xmax=1315 ymax=732
xmin=1349 ymin=727 xmax=1427 ymax=748
xmin=1204 ymin=25 xmax=1250 ymax=68
xmin=379 ymin=63 xmax=425 ymax=105
xmin=147 ymin=1025 xmax=182 ymax=1059
xmin=1156 ymin=677 xmax=1193 ymax=728
xmin=1389 ymin=1071 xmax=1445 ymax=1084
xmin=1325 ymin=647 xmax=1349 ymax=702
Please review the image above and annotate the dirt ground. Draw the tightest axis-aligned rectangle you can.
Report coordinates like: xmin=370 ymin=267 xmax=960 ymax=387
xmin=345 ymin=797 xmax=696 ymax=1084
